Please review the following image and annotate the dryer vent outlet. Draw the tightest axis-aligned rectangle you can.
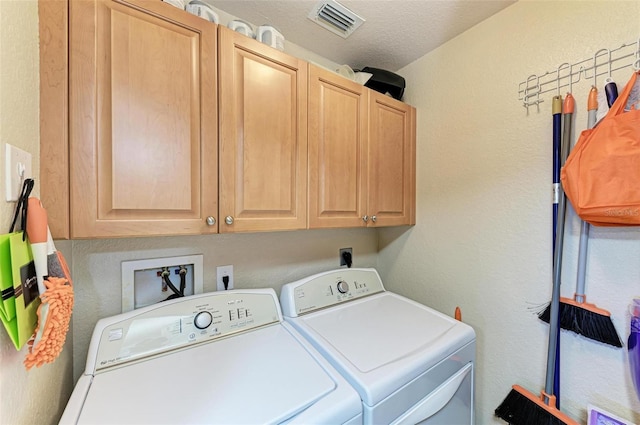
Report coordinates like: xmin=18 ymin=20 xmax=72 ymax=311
xmin=340 ymin=248 xmax=353 ymax=267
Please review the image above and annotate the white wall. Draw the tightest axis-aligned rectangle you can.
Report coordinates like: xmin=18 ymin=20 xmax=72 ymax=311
xmin=379 ymin=0 xmax=640 ymax=423
xmin=0 ymin=1 xmax=73 ymax=424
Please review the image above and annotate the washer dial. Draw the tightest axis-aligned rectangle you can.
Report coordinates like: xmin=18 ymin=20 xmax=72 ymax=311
xmin=194 ymin=311 xmax=213 ymax=329
xmin=337 ymin=280 xmax=350 ymax=294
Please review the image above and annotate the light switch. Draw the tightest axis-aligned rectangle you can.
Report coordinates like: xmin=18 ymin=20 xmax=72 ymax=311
xmin=5 ymin=144 xmax=32 ymax=202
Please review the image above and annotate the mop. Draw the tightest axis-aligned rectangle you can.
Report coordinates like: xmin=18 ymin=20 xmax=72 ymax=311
xmin=24 ymin=198 xmax=73 ymax=370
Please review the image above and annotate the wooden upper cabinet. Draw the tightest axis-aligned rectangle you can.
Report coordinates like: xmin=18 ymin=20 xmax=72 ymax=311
xmin=218 ymin=26 xmax=308 ymax=233
xmin=308 ymin=65 xmax=368 ymax=228
xmin=368 ymin=90 xmax=416 ymax=227
xmin=40 ymin=0 xmax=413 ymax=239
xmin=308 ymin=66 xmax=415 ymax=229
xmin=40 ymin=0 xmax=69 ymax=238
xmin=67 ymin=0 xmax=217 ymax=238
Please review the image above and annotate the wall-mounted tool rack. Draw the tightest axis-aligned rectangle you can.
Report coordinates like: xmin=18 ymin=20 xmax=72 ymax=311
xmin=520 ymin=38 xmax=640 ymax=112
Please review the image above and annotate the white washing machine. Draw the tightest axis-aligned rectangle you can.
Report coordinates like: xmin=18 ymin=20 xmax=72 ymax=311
xmin=60 ymin=289 xmax=362 ymax=424
xmin=279 ymin=268 xmax=476 ymax=424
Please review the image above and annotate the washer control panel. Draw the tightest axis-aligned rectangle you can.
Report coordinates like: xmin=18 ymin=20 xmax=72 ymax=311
xmin=280 ymin=268 xmax=385 ymax=317
xmin=92 ymin=290 xmax=280 ymax=372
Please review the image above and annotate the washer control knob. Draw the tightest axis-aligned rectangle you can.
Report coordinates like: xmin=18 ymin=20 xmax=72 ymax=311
xmin=337 ymin=280 xmax=349 ymax=294
xmin=194 ymin=311 xmax=213 ymax=329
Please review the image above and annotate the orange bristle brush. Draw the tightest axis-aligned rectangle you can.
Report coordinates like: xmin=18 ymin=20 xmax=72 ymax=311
xmin=538 ymin=87 xmax=622 ymax=348
xmin=496 ymin=94 xmax=579 ymax=425
xmin=24 ymin=198 xmax=73 ymax=370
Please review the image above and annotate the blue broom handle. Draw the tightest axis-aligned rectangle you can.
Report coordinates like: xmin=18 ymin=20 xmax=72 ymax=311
xmin=551 ymin=95 xmax=564 ymax=407
xmin=546 ymin=94 xmax=574 ymax=402
xmin=552 ymin=96 xmax=562 ymax=255
xmin=552 ymin=96 xmax=564 ymax=407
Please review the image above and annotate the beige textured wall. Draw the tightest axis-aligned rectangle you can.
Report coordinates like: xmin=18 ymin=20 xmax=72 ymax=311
xmin=379 ymin=0 xmax=640 ymax=422
xmin=70 ymin=228 xmax=380 ymax=381
xmin=0 ymin=1 xmax=73 ymax=424
xmin=10 ymin=0 xmax=640 ymax=423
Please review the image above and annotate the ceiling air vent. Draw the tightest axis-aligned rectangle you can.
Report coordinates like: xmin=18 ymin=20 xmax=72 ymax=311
xmin=308 ymin=0 xmax=365 ymax=39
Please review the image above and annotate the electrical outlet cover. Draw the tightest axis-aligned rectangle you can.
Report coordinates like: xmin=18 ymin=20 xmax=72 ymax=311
xmin=216 ymin=265 xmax=234 ymax=291
xmin=340 ymin=247 xmax=353 ymax=266
xmin=5 ymin=144 xmax=32 ymax=202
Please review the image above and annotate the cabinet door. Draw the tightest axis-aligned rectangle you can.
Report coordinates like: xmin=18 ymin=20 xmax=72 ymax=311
xmin=218 ymin=26 xmax=307 ymax=233
xmin=368 ymin=91 xmax=416 ymax=226
xmin=40 ymin=0 xmax=70 ymax=239
xmin=69 ymin=0 xmax=218 ymax=238
xmin=308 ymin=65 xmax=368 ymax=228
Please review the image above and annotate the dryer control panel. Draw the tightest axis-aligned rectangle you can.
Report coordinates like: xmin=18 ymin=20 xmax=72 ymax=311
xmin=279 ymin=268 xmax=385 ymax=317
xmin=90 ymin=289 xmax=281 ymax=372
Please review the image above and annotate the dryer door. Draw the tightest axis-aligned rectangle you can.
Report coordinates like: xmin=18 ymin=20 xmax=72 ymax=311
xmin=391 ymin=362 xmax=473 ymax=425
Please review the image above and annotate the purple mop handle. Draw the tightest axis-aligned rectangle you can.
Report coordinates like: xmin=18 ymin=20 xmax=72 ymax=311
xmin=605 ymin=77 xmax=618 ymax=108
xmin=629 ymin=300 xmax=640 ymax=401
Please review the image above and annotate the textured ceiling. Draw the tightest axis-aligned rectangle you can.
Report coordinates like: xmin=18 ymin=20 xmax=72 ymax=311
xmin=208 ymin=0 xmax=516 ymax=72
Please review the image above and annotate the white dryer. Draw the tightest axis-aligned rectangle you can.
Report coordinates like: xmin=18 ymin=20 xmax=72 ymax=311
xmin=279 ymin=268 xmax=476 ymax=424
xmin=60 ymin=289 xmax=362 ymax=424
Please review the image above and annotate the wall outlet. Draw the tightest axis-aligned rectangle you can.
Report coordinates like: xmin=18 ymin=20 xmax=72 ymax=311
xmin=340 ymin=247 xmax=353 ymax=267
xmin=122 ymin=255 xmax=203 ymax=312
xmin=216 ymin=265 xmax=234 ymax=291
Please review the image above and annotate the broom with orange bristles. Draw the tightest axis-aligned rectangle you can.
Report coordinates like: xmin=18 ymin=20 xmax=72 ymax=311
xmin=538 ymin=86 xmax=622 ymax=348
xmin=495 ymin=94 xmax=579 ymax=425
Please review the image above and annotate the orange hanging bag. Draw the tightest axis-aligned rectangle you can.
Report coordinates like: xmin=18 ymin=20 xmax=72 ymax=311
xmin=561 ymin=70 xmax=640 ymax=226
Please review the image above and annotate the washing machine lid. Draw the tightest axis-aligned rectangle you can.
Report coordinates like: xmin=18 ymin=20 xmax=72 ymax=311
xmin=76 ymin=325 xmax=339 ymax=424
xmin=295 ymin=292 xmax=475 ymax=405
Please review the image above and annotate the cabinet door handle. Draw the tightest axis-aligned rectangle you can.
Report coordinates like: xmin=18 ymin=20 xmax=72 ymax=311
xmin=371 ymin=215 xmax=377 ymax=223
xmin=206 ymin=216 xmax=216 ymax=226
xmin=225 ymin=216 xmax=234 ymax=225
xmin=362 ymin=215 xmax=369 ymax=222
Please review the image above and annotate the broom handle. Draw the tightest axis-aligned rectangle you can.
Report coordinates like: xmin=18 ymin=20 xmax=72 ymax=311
xmin=576 ymin=87 xmax=599 ymax=303
xmin=545 ymin=94 xmax=574 ymax=400
xmin=552 ymin=96 xmax=562 ymax=256
xmin=575 ymin=222 xmax=589 ymax=303
xmin=545 ymin=175 xmax=566 ymax=398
